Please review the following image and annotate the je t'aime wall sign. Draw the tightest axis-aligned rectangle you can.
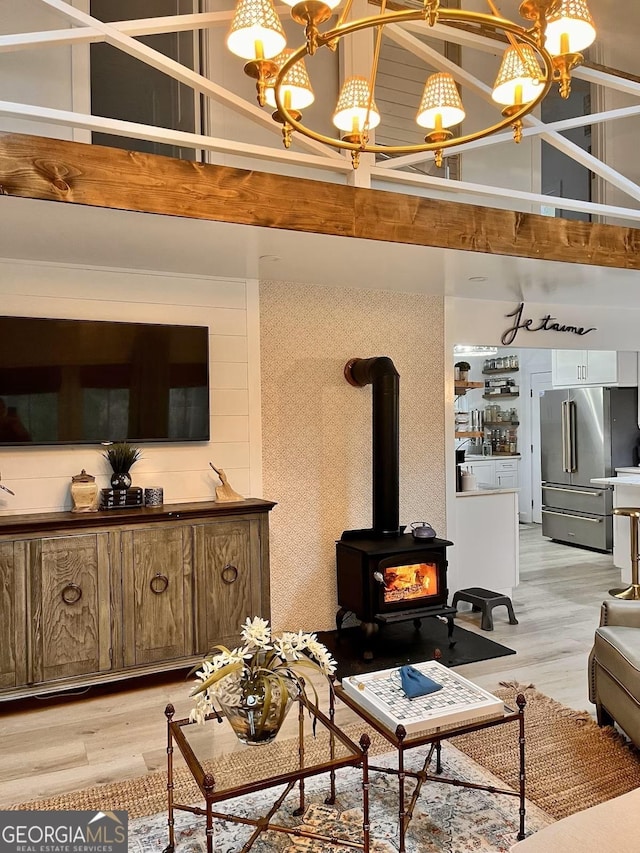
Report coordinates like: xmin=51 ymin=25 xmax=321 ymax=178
xmin=501 ymin=303 xmax=597 ymax=346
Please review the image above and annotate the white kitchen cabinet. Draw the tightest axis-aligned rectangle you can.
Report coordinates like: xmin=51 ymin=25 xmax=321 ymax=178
xmin=465 ymin=460 xmax=495 ymax=488
xmin=495 ymin=459 xmax=519 ymax=489
xmin=552 ymin=350 xmax=637 ymax=387
xmin=462 ymin=457 xmax=519 ymax=489
xmin=496 ymin=471 xmax=518 ymax=488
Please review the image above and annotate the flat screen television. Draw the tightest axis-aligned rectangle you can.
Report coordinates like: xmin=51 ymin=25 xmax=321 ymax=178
xmin=0 ymin=316 xmax=210 ymax=445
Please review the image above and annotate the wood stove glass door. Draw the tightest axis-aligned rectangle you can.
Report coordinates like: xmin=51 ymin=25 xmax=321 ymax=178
xmin=376 ymin=553 xmax=443 ymax=611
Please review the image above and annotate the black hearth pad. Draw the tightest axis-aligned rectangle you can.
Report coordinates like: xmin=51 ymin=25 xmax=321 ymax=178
xmin=317 ymin=620 xmax=516 ymax=680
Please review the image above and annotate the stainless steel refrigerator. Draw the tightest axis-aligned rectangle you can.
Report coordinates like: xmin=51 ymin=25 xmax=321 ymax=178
xmin=541 ymin=386 xmax=640 ymax=551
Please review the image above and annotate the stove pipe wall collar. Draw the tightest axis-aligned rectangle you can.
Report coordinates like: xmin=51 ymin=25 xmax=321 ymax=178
xmin=344 ymin=357 xmax=400 ymax=536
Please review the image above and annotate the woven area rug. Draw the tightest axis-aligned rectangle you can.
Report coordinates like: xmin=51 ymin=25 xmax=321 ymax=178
xmin=8 ymin=684 xmax=640 ymax=850
xmin=123 ymin=742 xmax=552 ymax=851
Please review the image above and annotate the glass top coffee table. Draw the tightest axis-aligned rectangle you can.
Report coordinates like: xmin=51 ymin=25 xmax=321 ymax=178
xmin=162 ymin=697 xmax=372 ymax=853
xmin=332 ymin=661 xmax=527 ymax=853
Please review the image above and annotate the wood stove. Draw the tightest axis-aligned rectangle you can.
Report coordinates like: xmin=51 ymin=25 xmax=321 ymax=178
xmin=336 ymin=356 xmax=455 ymax=658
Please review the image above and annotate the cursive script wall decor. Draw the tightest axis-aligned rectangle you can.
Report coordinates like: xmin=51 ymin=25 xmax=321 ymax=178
xmin=501 ymin=303 xmax=597 ymax=346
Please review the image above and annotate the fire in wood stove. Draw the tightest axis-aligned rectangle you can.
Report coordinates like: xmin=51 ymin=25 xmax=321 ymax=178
xmin=380 ymin=561 xmax=439 ymax=603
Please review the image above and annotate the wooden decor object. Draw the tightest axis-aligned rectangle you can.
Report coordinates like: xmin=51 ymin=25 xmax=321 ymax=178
xmin=209 ymin=462 xmax=244 ymax=502
xmin=1 ymin=132 xmax=640 ymax=271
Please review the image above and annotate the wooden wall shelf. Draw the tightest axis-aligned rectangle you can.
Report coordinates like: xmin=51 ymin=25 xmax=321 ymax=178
xmin=455 ymin=431 xmax=483 ymax=438
xmin=483 ymin=393 xmax=519 ymax=400
xmin=482 ymin=368 xmax=519 ymax=375
xmin=484 ymin=421 xmax=520 ymax=428
xmin=455 ymin=381 xmax=484 ymax=395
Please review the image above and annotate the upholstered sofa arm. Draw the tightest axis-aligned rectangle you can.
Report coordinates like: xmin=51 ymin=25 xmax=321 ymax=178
xmin=599 ymin=599 xmax=640 ymax=628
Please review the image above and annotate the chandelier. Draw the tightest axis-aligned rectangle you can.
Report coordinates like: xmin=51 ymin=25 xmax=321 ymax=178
xmin=226 ymin=0 xmax=596 ymax=168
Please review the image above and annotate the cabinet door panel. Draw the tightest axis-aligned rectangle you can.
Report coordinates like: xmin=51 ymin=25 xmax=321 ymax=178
xmin=585 ymin=351 xmax=618 ymax=385
xmin=193 ymin=520 xmax=261 ymax=652
xmin=121 ymin=526 xmax=191 ymax=667
xmin=552 ymin=350 xmax=586 ymax=386
xmin=30 ymin=534 xmax=111 ymax=683
xmin=0 ymin=542 xmax=27 ymax=688
xmin=468 ymin=461 xmax=494 ymax=487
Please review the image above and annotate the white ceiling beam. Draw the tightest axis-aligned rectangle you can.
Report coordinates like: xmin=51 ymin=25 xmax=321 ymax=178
xmin=380 ymin=103 xmax=640 ymax=170
xmin=371 ymin=165 xmax=640 ymax=223
xmin=574 ymin=66 xmax=640 ymax=98
xmin=0 ymin=11 xmax=234 ymax=52
xmin=37 ymin=0 xmax=343 ymax=161
xmin=0 ymin=7 xmax=294 ymax=52
xmin=0 ymin=99 xmax=352 ymax=174
xmin=385 ymin=24 xmax=640 ymax=204
xmin=402 ymin=20 xmax=502 ymax=56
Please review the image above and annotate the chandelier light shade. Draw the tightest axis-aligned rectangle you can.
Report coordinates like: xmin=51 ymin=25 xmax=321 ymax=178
xmin=416 ymin=73 xmax=465 ymax=130
xmin=226 ymin=0 xmax=286 ymax=60
xmin=492 ymin=44 xmax=544 ymax=106
xmin=333 ymin=76 xmax=381 ymax=134
xmin=544 ymin=0 xmax=596 ymax=56
xmin=265 ymin=50 xmax=315 ymax=110
xmin=226 ymin=0 xmax=597 ymax=168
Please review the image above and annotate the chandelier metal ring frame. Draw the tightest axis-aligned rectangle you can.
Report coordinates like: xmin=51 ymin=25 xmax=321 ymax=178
xmin=274 ymin=8 xmax=555 ymax=158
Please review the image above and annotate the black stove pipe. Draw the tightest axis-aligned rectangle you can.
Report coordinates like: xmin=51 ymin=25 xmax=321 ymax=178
xmin=344 ymin=356 xmax=400 ymax=536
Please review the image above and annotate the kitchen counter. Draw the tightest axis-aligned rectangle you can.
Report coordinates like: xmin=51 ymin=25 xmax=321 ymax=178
xmin=590 ymin=475 xmax=640 ymax=486
xmin=462 ymin=455 xmax=520 ymax=461
xmin=590 ymin=474 xmax=640 ymax=582
xmin=456 ymin=487 xmax=519 ymax=497
xmin=453 ymin=487 xmax=519 ymax=598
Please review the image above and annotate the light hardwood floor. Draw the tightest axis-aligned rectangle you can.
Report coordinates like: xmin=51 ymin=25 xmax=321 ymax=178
xmin=0 ymin=525 xmax=619 ymax=807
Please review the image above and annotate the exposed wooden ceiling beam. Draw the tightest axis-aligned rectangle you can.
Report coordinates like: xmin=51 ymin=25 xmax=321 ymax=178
xmin=1 ymin=131 xmax=639 ymax=272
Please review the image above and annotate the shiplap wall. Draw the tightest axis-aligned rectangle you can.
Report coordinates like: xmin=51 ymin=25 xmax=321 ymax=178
xmin=0 ymin=259 xmax=260 ymax=515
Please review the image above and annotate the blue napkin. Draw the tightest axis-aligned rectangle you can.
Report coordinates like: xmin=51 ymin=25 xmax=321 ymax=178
xmin=399 ymin=665 xmax=443 ymax=699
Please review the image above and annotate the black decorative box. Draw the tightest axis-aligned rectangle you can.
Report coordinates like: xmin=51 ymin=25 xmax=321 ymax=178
xmin=100 ymin=487 xmax=144 ymax=510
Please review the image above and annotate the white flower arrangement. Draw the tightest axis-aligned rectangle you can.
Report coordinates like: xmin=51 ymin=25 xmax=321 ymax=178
xmin=189 ymin=616 xmax=337 ymax=726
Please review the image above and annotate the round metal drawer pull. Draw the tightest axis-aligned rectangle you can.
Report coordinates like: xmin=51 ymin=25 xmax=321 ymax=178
xmin=61 ymin=583 xmax=82 ymax=605
xmin=221 ymin=564 xmax=238 ymax=584
xmin=150 ymin=573 xmax=170 ymax=595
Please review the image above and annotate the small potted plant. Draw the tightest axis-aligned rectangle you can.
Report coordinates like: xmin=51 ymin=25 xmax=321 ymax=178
xmin=189 ymin=617 xmax=336 ymax=745
xmin=103 ymin=442 xmax=141 ymax=489
xmin=455 ymin=360 xmax=471 ymax=381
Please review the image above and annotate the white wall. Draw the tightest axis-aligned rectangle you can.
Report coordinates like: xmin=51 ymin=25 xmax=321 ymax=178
xmin=451 ymin=298 xmax=640 ymax=352
xmin=591 ymin=0 xmax=640 ymax=224
xmin=0 ymin=259 xmax=260 ymax=515
xmin=0 ymin=0 xmax=90 ymax=142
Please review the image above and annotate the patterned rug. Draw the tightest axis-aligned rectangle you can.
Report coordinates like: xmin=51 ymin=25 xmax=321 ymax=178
xmin=10 ymin=685 xmax=640 ymax=851
xmin=127 ymin=741 xmax=553 ymax=852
